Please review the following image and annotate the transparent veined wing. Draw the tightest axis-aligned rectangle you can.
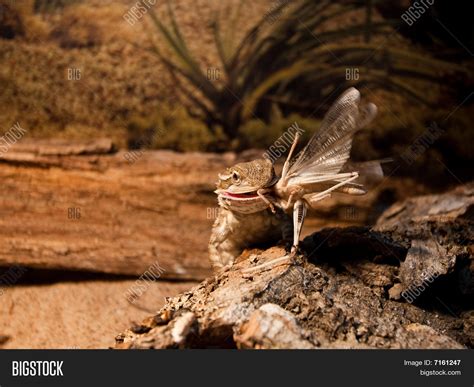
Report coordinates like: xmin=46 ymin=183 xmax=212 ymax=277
xmin=284 ymin=88 xmax=377 ymax=186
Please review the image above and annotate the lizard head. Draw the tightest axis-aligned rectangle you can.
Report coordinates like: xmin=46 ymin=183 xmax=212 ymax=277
xmin=214 ymin=158 xmax=278 ymax=213
xmin=216 ymin=158 xmax=277 ymax=194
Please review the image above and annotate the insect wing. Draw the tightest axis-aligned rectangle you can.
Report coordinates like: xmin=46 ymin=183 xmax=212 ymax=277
xmin=285 ymin=88 xmax=377 ymax=186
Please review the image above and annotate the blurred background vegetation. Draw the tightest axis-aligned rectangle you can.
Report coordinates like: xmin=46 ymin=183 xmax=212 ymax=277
xmin=0 ymin=0 xmax=472 ymax=187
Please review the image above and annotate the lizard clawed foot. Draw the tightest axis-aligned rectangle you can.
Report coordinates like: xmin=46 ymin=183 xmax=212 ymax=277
xmin=242 ymin=244 xmax=301 ymax=275
xmin=212 ymin=262 xmax=233 ymax=275
xmin=241 ymin=254 xmax=293 ymax=274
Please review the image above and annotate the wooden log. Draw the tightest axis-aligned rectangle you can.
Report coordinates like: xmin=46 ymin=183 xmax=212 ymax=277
xmin=0 ymin=139 xmax=116 ymax=170
xmin=7 ymin=138 xmax=116 ymax=156
xmin=115 ymin=185 xmax=473 ymax=349
xmin=0 ymin=150 xmax=236 ymax=279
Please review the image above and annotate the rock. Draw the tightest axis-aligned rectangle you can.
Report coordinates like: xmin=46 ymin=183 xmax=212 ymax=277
xmin=374 ymin=184 xmax=473 ymax=263
xmin=115 ymin=246 xmax=470 ymax=349
xmin=375 ymin=183 xmax=473 ymax=299
xmin=115 ymin=185 xmax=473 ymax=349
xmin=398 ymin=239 xmax=455 ymax=295
xmin=235 ymin=304 xmax=315 ymax=349
xmin=117 ymin=310 xmax=198 ymax=349
xmin=171 ymin=311 xmax=197 ymax=345
xmin=400 ymin=323 xmax=464 ymax=349
xmin=375 ymin=184 xmax=474 ymax=228
xmin=388 ymin=283 xmax=403 ymax=300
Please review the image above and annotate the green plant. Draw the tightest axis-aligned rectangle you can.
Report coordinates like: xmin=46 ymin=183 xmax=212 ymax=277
xmin=238 ymin=114 xmax=319 ymax=150
xmin=148 ymin=0 xmax=467 ymax=142
xmin=126 ymin=104 xmax=216 ymax=152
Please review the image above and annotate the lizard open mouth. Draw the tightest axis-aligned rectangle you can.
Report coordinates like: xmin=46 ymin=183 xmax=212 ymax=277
xmin=216 ymin=189 xmax=270 ymax=213
xmin=221 ymin=191 xmax=259 ymax=200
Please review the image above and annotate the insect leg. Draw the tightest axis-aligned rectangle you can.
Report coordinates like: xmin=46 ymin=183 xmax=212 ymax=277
xmin=310 ymin=173 xmax=359 ymax=201
xmin=281 ymin=192 xmax=295 ymax=210
xmin=280 ymin=131 xmax=301 ymax=182
xmin=257 ymin=188 xmax=276 ymax=213
xmin=280 ymin=185 xmax=304 ymax=210
xmin=291 ymin=199 xmax=307 ymax=254
xmin=305 ymin=193 xmax=331 ymax=209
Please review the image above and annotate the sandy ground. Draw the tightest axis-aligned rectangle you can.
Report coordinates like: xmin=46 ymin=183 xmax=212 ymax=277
xmin=0 ymin=279 xmax=196 ymax=349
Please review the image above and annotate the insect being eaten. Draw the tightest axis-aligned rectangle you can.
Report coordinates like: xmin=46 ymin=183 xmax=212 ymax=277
xmin=209 ymin=88 xmax=386 ymax=272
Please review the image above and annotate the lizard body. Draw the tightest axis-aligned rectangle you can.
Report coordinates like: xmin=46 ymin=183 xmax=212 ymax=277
xmin=208 ymin=158 xmax=291 ymax=270
xmin=209 ymin=206 xmax=290 ymax=270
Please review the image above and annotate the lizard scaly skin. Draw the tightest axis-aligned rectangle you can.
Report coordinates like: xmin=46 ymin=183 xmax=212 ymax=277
xmin=208 ymin=158 xmax=291 ymax=270
xmin=209 ymin=207 xmax=290 ymax=270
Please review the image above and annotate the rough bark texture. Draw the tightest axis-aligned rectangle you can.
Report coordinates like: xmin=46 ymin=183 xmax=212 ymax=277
xmin=0 ymin=139 xmax=116 ymax=169
xmin=116 ymin=184 xmax=473 ymax=349
xmin=7 ymin=138 xmax=116 ymax=156
xmin=0 ymin=147 xmax=236 ymax=280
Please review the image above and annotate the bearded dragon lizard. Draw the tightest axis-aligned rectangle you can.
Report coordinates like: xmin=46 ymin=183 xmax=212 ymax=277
xmin=209 ymin=88 xmax=384 ymax=271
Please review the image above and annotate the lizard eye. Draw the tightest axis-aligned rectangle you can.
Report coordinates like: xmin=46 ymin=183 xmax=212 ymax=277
xmin=232 ymin=171 xmax=240 ymax=184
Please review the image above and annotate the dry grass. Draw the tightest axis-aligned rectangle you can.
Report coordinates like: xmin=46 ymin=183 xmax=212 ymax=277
xmin=0 ymin=0 xmax=472 ymax=183
xmin=0 ymin=0 xmax=270 ymax=148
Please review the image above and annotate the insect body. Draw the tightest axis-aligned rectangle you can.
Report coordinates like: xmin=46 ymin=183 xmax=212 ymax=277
xmin=209 ymin=88 xmax=384 ymax=270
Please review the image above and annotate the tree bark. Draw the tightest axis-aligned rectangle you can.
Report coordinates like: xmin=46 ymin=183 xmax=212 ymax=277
xmin=116 ymin=184 xmax=473 ymax=349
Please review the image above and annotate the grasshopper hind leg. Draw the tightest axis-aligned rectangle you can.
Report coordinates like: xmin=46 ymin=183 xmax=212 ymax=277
xmin=290 ymin=199 xmax=307 ymax=255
